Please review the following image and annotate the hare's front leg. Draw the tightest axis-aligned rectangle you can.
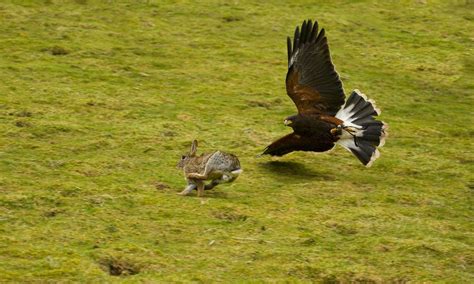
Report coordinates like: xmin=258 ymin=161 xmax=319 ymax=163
xmin=196 ymin=181 xmax=205 ymax=197
xmin=178 ymin=183 xmax=196 ymax=196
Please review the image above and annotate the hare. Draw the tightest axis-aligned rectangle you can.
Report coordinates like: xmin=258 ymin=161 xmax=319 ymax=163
xmin=177 ymin=140 xmax=242 ymax=197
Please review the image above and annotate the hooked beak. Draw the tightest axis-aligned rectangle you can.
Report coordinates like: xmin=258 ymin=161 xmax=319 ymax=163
xmin=284 ymin=119 xmax=292 ymax=126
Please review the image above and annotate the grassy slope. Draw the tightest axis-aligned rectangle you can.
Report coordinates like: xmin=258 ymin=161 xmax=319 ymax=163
xmin=0 ymin=0 xmax=472 ymax=282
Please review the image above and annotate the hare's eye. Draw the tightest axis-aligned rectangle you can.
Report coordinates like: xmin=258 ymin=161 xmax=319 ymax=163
xmin=181 ymin=155 xmax=186 ymax=160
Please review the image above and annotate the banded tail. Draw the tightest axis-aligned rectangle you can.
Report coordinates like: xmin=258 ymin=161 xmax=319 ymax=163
xmin=335 ymin=90 xmax=387 ymax=167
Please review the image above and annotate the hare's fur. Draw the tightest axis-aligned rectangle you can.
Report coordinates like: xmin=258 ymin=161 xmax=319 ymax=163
xmin=177 ymin=140 xmax=241 ymax=197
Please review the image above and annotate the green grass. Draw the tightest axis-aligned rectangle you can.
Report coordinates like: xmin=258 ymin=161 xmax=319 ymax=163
xmin=0 ymin=0 xmax=473 ymax=282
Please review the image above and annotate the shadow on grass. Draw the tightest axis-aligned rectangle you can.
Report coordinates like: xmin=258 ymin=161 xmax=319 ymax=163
xmin=174 ymin=188 xmax=229 ymax=199
xmin=201 ymin=190 xmax=229 ymax=199
xmin=259 ymin=161 xmax=334 ymax=181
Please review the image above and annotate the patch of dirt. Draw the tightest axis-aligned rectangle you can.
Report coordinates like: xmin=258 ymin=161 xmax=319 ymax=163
xmin=99 ymin=257 xmax=140 ymax=276
xmin=154 ymin=182 xmax=170 ymax=190
xmin=177 ymin=114 xmax=192 ymax=121
xmin=161 ymin=130 xmax=177 ymax=137
xmin=377 ymin=245 xmax=391 ymax=252
xmin=43 ymin=209 xmax=63 ymax=217
xmin=222 ymin=16 xmax=242 ymax=22
xmin=9 ymin=110 xmax=32 ymax=117
xmin=300 ymin=237 xmax=317 ymax=246
xmin=213 ymin=210 xmax=248 ymax=222
xmin=60 ymin=187 xmax=80 ymax=197
xmin=326 ymin=222 xmax=358 ymax=235
xmin=43 ymin=46 xmax=69 ymax=56
xmin=15 ymin=120 xmax=31 ymax=127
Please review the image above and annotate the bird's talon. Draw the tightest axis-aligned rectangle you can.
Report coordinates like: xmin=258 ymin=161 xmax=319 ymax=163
xmin=331 ymin=126 xmax=342 ymax=136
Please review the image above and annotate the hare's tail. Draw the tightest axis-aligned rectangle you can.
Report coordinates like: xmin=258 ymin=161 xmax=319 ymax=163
xmin=204 ymin=169 xmax=242 ymax=190
xmin=231 ymin=169 xmax=243 ymax=175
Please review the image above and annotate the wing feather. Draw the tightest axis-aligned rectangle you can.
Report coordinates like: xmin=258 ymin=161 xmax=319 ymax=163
xmin=287 ymin=37 xmax=292 ymax=63
xmin=262 ymin=133 xmax=334 ymax=156
xmin=286 ymin=20 xmax=345 ymax=115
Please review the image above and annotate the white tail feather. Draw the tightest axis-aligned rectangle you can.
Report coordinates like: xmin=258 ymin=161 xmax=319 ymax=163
xmin=335 ymin=90 xmax=387 ymax=167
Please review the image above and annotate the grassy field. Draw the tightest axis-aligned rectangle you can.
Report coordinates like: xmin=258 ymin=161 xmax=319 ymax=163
xmin=0 ymin=0 xmax=473 ymax=282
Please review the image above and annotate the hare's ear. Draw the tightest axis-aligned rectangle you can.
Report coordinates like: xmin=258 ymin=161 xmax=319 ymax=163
xmin=190 ymin=140 xmax=198 ymax=156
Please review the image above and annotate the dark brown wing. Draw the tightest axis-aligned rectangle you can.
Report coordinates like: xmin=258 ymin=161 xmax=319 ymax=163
xmin=262 ymin=133 xmax=334 ymax=156
xmin=286 ymin=20 xmax=345 ymax=116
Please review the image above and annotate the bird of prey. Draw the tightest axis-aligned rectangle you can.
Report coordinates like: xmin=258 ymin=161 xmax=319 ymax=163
xmin=262 ymin=19 xmax=387 ymax=167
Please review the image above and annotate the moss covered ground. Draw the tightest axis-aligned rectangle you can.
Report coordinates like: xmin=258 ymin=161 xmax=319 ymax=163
xmin=0 ymin=0 xmax=472 ymax=282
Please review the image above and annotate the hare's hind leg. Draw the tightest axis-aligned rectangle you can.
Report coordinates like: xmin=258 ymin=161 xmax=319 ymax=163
xmin=221 ymin=169 xmax=242 ymax=183
xmin=205 ymin=179 xmax=221 ymax=190
xmin=186 ymin=155 xmax=217 ymax=180
xmin=186 ymin=172 xmax=207 ymax=180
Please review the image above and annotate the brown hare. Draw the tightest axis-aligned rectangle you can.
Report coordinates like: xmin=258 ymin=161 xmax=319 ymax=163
xmin=177 ymin=140 xmax=242 ymax=197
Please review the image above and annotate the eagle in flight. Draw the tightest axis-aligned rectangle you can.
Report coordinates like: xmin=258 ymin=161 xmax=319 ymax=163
xmin=262 ymin=20 xmax=387 ymax=167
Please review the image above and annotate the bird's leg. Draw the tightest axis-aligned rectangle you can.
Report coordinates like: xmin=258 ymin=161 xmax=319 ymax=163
xmin=330 ymin=124 xmax=343 ymax=136
xmin=339 ymin=124 xmax=362 ymax=147
xmin=352 ymin=133 xmax=359 ymax=147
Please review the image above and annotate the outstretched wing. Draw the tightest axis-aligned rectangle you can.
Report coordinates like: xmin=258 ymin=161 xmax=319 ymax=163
xmin=262 ymin=133 xmax=334 ymax=156
xmin=286 ymin=20 xmax=345 ymax=116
